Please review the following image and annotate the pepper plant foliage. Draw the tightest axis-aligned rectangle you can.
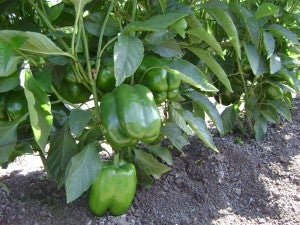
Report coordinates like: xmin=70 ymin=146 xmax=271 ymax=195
xmin=0 ymin=0 xmax=299 ymax=203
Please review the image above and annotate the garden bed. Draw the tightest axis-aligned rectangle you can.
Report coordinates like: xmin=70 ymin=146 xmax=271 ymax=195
xmin=1 ymin=97 xmax=299 ymax=225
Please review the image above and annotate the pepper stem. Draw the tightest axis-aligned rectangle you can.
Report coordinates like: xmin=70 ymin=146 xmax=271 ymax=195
xmin=113 ymin=153 xmax=119 ymax=168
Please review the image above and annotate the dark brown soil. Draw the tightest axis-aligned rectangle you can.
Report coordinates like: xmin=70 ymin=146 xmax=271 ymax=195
xmin=1 ymin=98 xmax=300 ymax=225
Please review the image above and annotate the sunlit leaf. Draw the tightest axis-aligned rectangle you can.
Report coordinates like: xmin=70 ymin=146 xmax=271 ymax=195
xmin=65 ymin=142 xmax=101 ymax=203
xmin=244 ymin=43 xmax=268 ymax=76
xmin=0 ymin=114 xmax=27 ymax=165
xmin=255 ymin=3 xmax=279 ymax=19
xmin=263 ymin=32 xmax=275 ymax=59
xmin=270 ymin=53 xmax=282 ymax=74
xmin=69 ymin=109 xmax=91 ymax=137
xmin=187 ymin=91 xmax=225 ymax=135
xmin=187 ymin=27 xmax=223 ymax=56
xmin=147 ymin=144 xmax=173 ymax=166
xmin=206 ymin=7 xmax=241 ymax=59
xmin=47 ymin=124 xmax=79 ymax=187
xmin=164 ymin=59 xmax=218 ymax=92
xmin=182 ymin=110 xmax=218 ymax=152
xmin=123 ymin=13 xmax=187 ymax=33
xmin=22 ymin=65 xmax=53 ymax=151
xmin=161 ymin=122 xmax=189 ymax=151
xmin=254 ymin=115 xmax=268 ymax=141
xmin=134 ymin=149 xmax=171 ymax=177
xmin=114 ymin=34 xmax=144 ymax=86
xmin=269 ymin=24 xmax=299 ymax=45
xmin=187 ymin=47 xmax=231 ymax=92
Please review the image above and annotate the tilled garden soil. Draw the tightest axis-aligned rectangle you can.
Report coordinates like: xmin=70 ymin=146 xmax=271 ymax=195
xmin=1 ymin=97 xmax=299 ymax=225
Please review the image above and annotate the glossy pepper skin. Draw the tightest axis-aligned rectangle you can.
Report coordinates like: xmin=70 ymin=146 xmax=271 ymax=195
xmin=100 ymin=84 xmax=161 ymax=147
xmin=56 ymin=66 xmax=90 ymax=104
xmin=89 ymin=160 xmax=137 ymax=216
xmin=96 ymin=60 xmax=115 ymax=92
xmin=5 ymin=90 xmax=28 ymax=121
xmin=137 ymin=55 xmax=181 ymax=103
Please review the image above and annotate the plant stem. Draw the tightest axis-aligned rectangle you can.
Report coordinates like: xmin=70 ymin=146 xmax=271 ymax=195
xmin=39 ymin=0 xmax=47 ymax=16
xmin=71 ymin=11 xmax=81 ymax=55
xmin=131 ymin=0 xmax=137 ymax=22
xmin=37 ymin=148 xmax=50 ymax=175
xmin=51 ymin=86 xmax=78 ymax=108
xmin=27 ymin=0 xmax=70 ymax=53
xmin=236 ymin=53 xmax=254 ymax=134
xmin=113 ymin=153 xmax=119 ymax=168
xmin=95 ymin=0 xmax=115 ymax=75
xmin=79 ymin=16 xmax=101 ymax=121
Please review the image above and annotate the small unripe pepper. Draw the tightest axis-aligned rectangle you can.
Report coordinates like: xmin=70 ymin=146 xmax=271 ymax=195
xmin=136 ymin=55 xmax=181 ymax=103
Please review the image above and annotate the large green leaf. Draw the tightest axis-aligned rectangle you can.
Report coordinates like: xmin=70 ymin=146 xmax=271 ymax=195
xmin=187 ymin=47 xmax=231 ymax=92
xmin=161 ymin=122 xmax=189 ymax=151
xmin=244 ymin=43 xmax=268 ymax=76
xmin=269 ymin=24 xmax=299 ymax=45
xmin=278 ymin=68 xmax=300 ymax=92
xmin=165 ymin=0 xmax=193 ymax=14
xmin=221 ymin=105 xmax=238 ymax=134
xmin=255 ymin=3 xmax=279 ymax=19
xmin=34 ymin=67 xmax=53 ymax=93
xmin=164 ymin=59 xmax=218 ymax=92
xmin=84 ymin=12 xmax=119 ymax=37
xmin=134 ymin=164 xmax=154 ymax=188
xmin=254 ymin=115 xmax=268 ymax=141
xmin=0 ymin=30 xmax=73 ymax=58
xmin=134 ymin=149 xmax=171 ymax=177
xmin=68 ymin=109 xmax=91 ymax=137
xmin=114 ymin=34 xmax=144 ymax=86
xmin=147 ymin=144 xmax=173 ymax=166
xmin=186 ymin=27 xmax=223 ymax=56
xmin=270 ymin=53 xmax=282 ymax=74
xmin=268 ymin=100 xmax=292 ymax=121
xmin=123 ymin=13 xmax=187 ymax=33
xmin=0 ymin=71 xmax=19 ymax=92
xmin=260 ymin=107 xmax=279 ymax=123
xmin=263 ymin=32 xmax=275 ymax=59
xmin=170 ymin=18 xmax=187 ymax=38
xmin=47 ymin=125 xmax=79 ymax=187
xmin=149 ymin=39 xmax=182 ymax=58
xmin=187 ymin=91 xmax=225 ymax=135
xmin=0 ymin=114 xmax=27 ymax=165
xmin=170 ymin=102 xmax=193 ymax=135
xmin=22 ymin=65 xmax=53 ymax=151
xmin=49 ymin=2 xmax=65 ymax=21
xmin=145 ymin=30 xmax=176 ymax=45
xmin=182 ymin=110 xmax=218 ymax=152
xmin=65 ymin=142 xmax=101 ymax=203
xmin=206 ymin=7 xmax=241 ymax=59
xmin=0 ymin=41 xmax=22 ymax=77
xmin=236 ymin=6 xmax=260 ymax=47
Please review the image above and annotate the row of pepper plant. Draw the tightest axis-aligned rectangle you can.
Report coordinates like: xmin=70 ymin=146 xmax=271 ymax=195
xmin=0 ymin=0 xmax=299 ymax=216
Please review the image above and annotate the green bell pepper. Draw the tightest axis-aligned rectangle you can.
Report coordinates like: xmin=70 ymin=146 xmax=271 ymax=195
xmin=5 ymin=89 xmax=28 ymax=121
xmin=56 ymin=82 xmax=91 ymax=104
xmin=55 ymin=66 xmax=91 ymax=104
xmin=96 ymin=59 xmax=116 ymax=92
xmin=137 ymin=55 xmax=181 ymax=103
xmin=100 ymin=84 xmax=161 ymax=147
xmin=89 ymin=159 xmax=137 ymax=216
